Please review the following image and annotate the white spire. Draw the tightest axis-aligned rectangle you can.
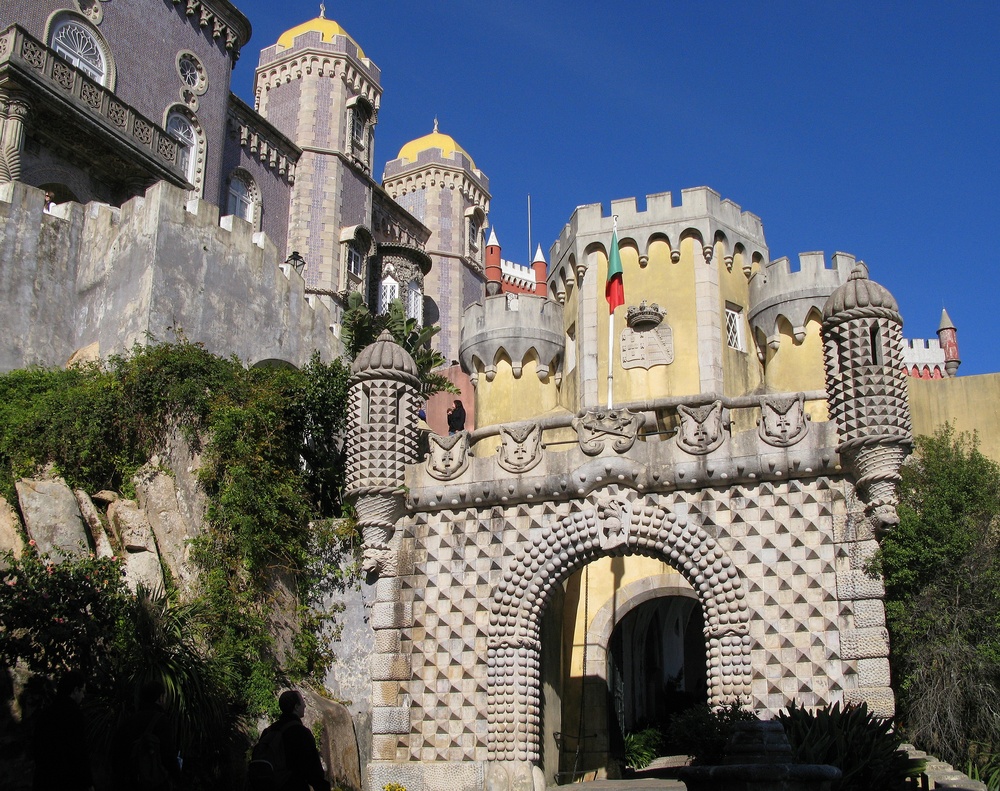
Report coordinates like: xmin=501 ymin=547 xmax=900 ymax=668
xmin=487 ymin=227 xmax=499 ymax=247
xmin=319 ymin=2 xmax=326 ymax=18
xmin=532 ymin=244 xmax=546 ymax=264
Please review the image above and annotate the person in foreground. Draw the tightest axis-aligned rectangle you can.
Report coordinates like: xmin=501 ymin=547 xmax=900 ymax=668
xmin=253 ymin=690 xmax=330 ymax=791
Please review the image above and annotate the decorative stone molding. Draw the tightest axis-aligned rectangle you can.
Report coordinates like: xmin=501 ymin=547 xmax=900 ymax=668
xmin=170 ymin=0 xmax=250 ymax=60
xmin=758 ymin=393 xmax=809 ymax=447
xmin=497 ymin=423 xmax=542 ymax=473
xmin=676 ymin=400 xmax=727 ymax=455
xmin=426 ymin=432 xmax=470 ymax=480
xmin=459 ymin=294 xmax=564 ymax=386
xmin=621 ymin=302 xmax=673 ymax=369
xmin=227 ymin=95 xmax=299 ymax=183
xmin=487 ymin=493 xmax=752 ymax=761
xmin=572 ymin=409 xmax=642 ymax=455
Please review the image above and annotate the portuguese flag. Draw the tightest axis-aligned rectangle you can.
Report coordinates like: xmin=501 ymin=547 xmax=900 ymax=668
xmin=606 ymin=225 xmax=624 ymax=313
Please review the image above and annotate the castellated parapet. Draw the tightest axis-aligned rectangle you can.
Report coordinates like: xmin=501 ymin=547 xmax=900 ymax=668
xmin=0 ymin=180 xmax=338 ymax=372
xmin=548 ymin=187 xmax=767 ymax=291
xmin=459 ymin=294 xmax=564 ymax=384
xmin=749 ymin=251 xmax=855 ymax=348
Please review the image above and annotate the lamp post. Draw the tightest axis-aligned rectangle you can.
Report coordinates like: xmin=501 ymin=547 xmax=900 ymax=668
xmin=285 ymin=250 xmax=306 ymax=276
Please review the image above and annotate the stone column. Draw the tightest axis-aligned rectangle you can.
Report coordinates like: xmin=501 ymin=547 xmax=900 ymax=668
xmin=0 ymin=89 xmax=31 ymax=183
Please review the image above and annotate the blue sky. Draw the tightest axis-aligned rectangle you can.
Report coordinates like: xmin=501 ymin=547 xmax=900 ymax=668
xmin=232 ymin=1 xmax=1000 ymax=375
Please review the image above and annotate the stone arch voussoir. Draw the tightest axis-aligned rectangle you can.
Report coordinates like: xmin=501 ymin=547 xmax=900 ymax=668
xmin=486 ymin=491 xmax=752 ymax=762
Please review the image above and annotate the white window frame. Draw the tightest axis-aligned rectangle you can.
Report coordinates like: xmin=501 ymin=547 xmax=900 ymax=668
xmin=226 ymin=173 xmax=254 ymax=223
xmin=406 ymin=281 xmax=423 ymax=324
xmin=50 ymin=17 xmax=108 ymax=85
xmin=380 ymin=275 xmax=399 ymax=314
xmin=347 ymin=244 xmax=364 ymax=278
xmin=725 ymin=305 xmax=746 ymax=352
xmin=166 ymin=111 xmax=197 ymax=184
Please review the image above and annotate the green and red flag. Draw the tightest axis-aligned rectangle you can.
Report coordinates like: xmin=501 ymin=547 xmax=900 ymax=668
xmin=606 ymin=225 xmax=624 ymax=313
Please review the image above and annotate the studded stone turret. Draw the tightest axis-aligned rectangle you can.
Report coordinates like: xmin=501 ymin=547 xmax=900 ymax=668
xmin=822 ymin=264 xmax=912 ymax=532
xmin=345 ymin=330 xmax=421 ymax=575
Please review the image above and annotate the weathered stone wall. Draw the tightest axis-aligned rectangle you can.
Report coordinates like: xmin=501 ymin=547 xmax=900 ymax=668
xmin=0 ymin=179 xmax=339 ymax=372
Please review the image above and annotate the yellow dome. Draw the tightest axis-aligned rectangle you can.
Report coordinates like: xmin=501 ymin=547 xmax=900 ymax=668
xmin=396 ymin=123 xmax=475 ymax=169
xmin=276 ymin=17 xmax=366 ymax=58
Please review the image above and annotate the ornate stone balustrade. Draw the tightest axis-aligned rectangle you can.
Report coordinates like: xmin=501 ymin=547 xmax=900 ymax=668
xmin=0 ymin=26 xmax=187 ymax=187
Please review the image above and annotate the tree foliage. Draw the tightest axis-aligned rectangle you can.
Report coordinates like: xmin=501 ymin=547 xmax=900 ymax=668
xmin=870 ymin=425 xmax=1000 ymax=767
xmin=0 ymin=341 xmax=355 ymax=719
xmin=340 ymin=291 xmax=458 ymax=396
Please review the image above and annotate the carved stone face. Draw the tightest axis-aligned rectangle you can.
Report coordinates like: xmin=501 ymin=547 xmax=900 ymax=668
xmin=498 ymin=424 xmax=542 ymax=473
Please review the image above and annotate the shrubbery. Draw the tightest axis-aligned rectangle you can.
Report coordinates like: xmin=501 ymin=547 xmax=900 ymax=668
xmin=778 ymin=701 xmax=917 ymax=791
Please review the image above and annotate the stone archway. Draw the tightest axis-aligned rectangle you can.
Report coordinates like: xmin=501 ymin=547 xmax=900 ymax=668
xmin=486 ymin=491 xmax=752 ymax=762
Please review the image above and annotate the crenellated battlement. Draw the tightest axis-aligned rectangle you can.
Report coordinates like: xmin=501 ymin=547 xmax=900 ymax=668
xmin=748 ymin=251 xmax=856 ymax=347
xmin=459 ymin=293 xmax=564 ymax=384
xmin=0 ymin=180 xmax=338 ymax=372
xmin=499 ymin=258 xmax=536 ymax=291
xmin=548 ymin=187 xmax=769 ymax=293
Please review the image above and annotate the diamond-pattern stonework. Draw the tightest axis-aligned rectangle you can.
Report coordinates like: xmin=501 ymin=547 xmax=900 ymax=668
xmin=389 ymin=478 xmax=881 ymax=763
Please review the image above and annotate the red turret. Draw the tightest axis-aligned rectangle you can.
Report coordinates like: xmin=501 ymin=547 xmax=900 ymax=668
xmin=531 ymin=244 xmax=547 ymax=297
xmin=485 ymin=227 xmax=502 ymax=295
xmin=937 ymin=308 xmax=960 ymax=377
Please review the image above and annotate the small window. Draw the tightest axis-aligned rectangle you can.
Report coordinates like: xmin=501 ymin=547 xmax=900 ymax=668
xmin=50 ymin=17 xmax=107 ymax=84
xmin=406 ymin=281 xmax=423 ymax=324
xmin=177 ymin=52 xmax=208 ymax=95
xmin=869 ymin=323 xmax=883 ymax=366
xmin=226 ymin=173 xmax=254 ymax=223
xmin=468 ymin=218 xmax=479 ymax=251
xmin=380 ymin=275 xmax=399 ymax=314
xmin=166 ymin=111 xmax=197 ymax=183
xmin=725 ymin=306 xmax=746 ymax=352
xmin=352 ymin=108 xmax=366 ymax=144
xmin=347 ymin=244 xmax=364 ymax=278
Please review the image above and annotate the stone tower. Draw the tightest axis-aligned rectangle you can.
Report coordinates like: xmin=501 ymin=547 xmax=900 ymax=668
xmin=382 ymin=122 xmax=490 ymax=363
xmin=822 ymin=263 xmax=912 ymax=531
xmin=254 ymin=13 xmax=382 ymax=293
xmin=345 ymin=330 xmax=421 ymax=576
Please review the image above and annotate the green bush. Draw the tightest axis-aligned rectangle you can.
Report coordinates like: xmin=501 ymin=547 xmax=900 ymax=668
xmin=666 ymin=703 xmax=757 ymax=765
xmin=624 ymin=726 xmax=664 ymax=770
xmin=778 ymin=701 xmax=918 ymax=791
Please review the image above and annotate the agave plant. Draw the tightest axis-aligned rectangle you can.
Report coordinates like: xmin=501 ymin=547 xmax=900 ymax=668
xmin=778 ymin=701 xmax=919 ymax=791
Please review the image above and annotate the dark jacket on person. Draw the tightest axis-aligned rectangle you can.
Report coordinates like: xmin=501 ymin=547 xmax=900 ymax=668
xmin=264 ymin=713 xmax=330 ymax=791
xmin=447 ymin=402 xmax=466 ymax=433
xmin=31 ymin=693 xmax=93 ymax=791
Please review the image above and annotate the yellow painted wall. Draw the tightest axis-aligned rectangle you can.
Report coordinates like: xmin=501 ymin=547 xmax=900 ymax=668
xmin=564 ymin=556 xmax=685 ymax=677
xmin=718 ymin=240 xmax=764 ymax=398
xmin=908 ymin=373 xmax=1000 ymax=463
xmin=763 ymin=313 xmax=830 ymax=421
xmin=595 ymin=236 xmax=701 ymax=406
xmin=473 ymin=354 xmax=561 ymax=430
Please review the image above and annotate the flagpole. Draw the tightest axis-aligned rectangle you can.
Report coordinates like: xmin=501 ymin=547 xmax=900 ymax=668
xmin=607 ymin=310 xmax=615 ymax=408
xmin=606 ymin=215 xmax=620 ymax=409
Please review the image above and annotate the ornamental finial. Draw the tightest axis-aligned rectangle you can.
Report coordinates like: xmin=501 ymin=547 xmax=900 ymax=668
xmin=319 ymin=3 xmax=326 ymax=18
xmin=433 ymin=116 xmax=439 ymax=133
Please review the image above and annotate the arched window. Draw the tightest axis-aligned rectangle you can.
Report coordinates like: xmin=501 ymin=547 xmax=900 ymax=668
xmin=226 ymin=171 xmax=258 ymax=225
xmin=166 ymin=110 xmax=198 ymax=185
xmin=379 ymin=274 xmax=399 ymax=314
xmin=406 ymin=280 xmax=423 ymax=324
xmin=49 ymin=16 xmax=108 ymax=85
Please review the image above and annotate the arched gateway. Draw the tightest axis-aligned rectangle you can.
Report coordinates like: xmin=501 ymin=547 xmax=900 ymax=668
xmin=346 ymin=263 xmax=912 ymax=791
xmin=486 ymin=490 xmax=751 ymax=762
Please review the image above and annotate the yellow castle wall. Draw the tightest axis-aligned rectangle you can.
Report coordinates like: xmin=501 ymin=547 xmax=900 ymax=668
xmin=908 ymin=373 xmax=1000 ymax=463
